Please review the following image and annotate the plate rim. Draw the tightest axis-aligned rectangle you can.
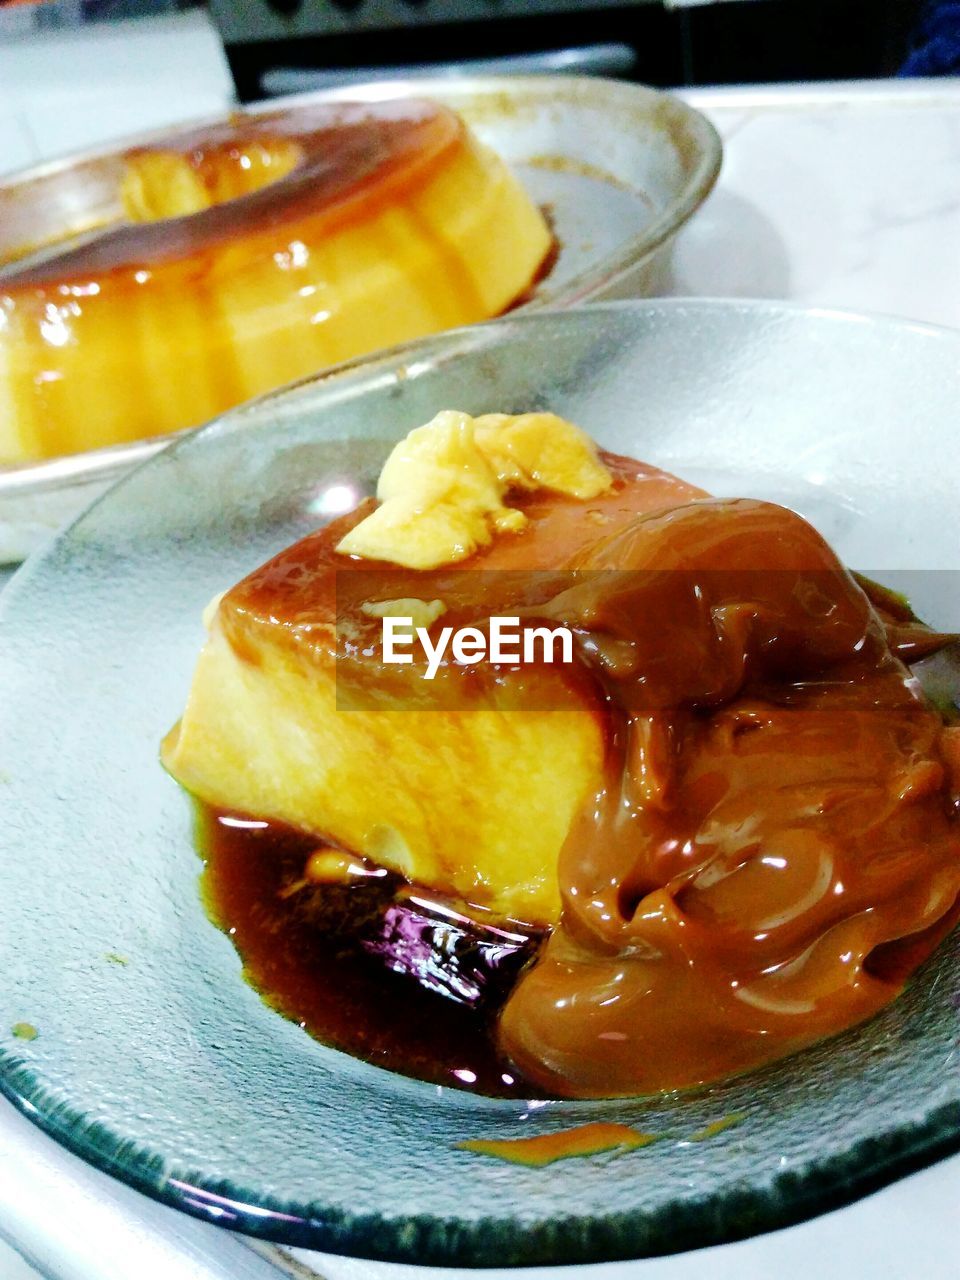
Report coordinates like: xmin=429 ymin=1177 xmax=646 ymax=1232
xmin=2 ymin=1052 xmax=960 ymax=1267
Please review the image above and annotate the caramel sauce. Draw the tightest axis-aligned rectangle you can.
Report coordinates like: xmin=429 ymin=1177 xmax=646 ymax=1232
xmin=199 ymin=806 xmax=544 ymax=1097
xmin=457 ymin=1113 xmax=746 ymax=1164
xmin=223 ymin=452 xmax=702 ymax=651
xmin=196 ymin=451 xmax=960 ymax=1099
xmin=498 ymin=501 xmax=960 ymax=1096
xmin=503 ymin=207 xmax=562 ymax=312
xmin=1 ymin=102 xmax=460 ymax=286
xmin=689 ymin=1113 xmax=745 ymax=1141
xmin=458 ymin=1122 xmax=659 ymax=1166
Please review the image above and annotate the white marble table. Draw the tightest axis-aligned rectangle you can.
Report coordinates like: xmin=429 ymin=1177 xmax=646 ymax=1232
xmin=671 ymin=78 xmax=960 ymax=330
xmin=3 ymin=72 xmax=960 ymax=1280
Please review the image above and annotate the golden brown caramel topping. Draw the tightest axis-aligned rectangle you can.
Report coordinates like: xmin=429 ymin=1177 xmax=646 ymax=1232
xmin=457 ymin=1114 xmax=745 ymax=1163
xmin=223 ymin=450 xmax=701 ymax=641
xmin=458 ymin=1123 xmax=660 ymax=1165
xmin=3 ymin=101 xmax=458 ymax=286
xmin=498 ymin=499 xmax=960 ymax=1096
xmin=199 ymin=808 xmax=542 ymax=1097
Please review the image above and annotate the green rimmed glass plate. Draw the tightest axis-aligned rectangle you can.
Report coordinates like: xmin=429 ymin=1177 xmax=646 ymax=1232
xmin=1 ymin=300 xmax=959 ymax=1267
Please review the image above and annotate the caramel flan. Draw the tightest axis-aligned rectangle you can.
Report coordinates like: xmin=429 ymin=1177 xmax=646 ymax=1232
xmin=0 ymin=102 xmax=552 ymax=463
xmin=163 ymin=413 xmax=695 ymax=926
xmin=164 ymin=411 xmax=960 ymax=1097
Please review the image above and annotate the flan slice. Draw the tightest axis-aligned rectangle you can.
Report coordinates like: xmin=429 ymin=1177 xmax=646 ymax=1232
xmin=0 ymin=101 xmax=552 ymax=463
xmin=162 ymin=412 xmax=704 ymax=925
xmin=165 ymin=409 xmax=960 ymax=1098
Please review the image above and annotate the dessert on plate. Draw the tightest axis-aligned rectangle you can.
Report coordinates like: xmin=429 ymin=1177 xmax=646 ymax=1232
xmin=164 ymin=410 xmax=960 ymax=1099
xmin=0 ymin=102 xmax=551 ymax=463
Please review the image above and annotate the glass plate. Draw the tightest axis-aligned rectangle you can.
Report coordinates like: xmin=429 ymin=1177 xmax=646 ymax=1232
xmin=1 ymin=300 xmax=959 ymax=1268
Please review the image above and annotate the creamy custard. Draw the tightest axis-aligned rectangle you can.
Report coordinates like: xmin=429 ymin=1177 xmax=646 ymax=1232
xmin=0 ymin=103 xmax=552 ymax=462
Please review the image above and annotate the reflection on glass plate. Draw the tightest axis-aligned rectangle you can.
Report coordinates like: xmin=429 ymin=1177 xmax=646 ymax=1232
xmin=0 ymin=301 xmax=959 ymax=1267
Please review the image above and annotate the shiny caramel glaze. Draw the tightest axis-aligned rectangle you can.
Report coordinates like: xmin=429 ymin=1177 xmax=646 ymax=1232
xmin=4 ymin=103 xmax=458 ymax=285
xmin=499 ymin=501 xmax=960 ymax=1096
xmin=456 ymin=1114 xmax=745 ymax=1164
xmin=199 ymin=805 xmax=543 ymax=1097
xmin=223 ymin=450 xmax=702 ymax=662
xmin=197 ymin=452 xmax=960 ymax=1098
xmin=0 ymin=101 xmax=552 ymax=461
xmin=458 ymin=1122 xmax=659 ymax=1165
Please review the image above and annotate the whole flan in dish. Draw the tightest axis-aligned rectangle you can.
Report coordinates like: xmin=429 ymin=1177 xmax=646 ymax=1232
xmin=0 ymin=102 xmax=552 ymax=463
xmin=163 ymin=411 xmax=960 ymax=1099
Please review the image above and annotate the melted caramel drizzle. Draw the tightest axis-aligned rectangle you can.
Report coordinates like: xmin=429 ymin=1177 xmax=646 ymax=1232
xmin=458 ymin=1122 xmax=660 ymax=1166
xmin=499 ymin=499 xmax=960 ymax=1097
xmin=457 ymin=1112 xmax=746 ymax=1165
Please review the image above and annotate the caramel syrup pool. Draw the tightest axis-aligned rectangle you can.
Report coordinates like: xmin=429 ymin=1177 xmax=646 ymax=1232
xmin=198 ymin=805 xmax=545 ymax=1097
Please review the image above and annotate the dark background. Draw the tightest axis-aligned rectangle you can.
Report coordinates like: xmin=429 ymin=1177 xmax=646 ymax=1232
xmin=222 ymin=0 xmax=924 ymax=103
